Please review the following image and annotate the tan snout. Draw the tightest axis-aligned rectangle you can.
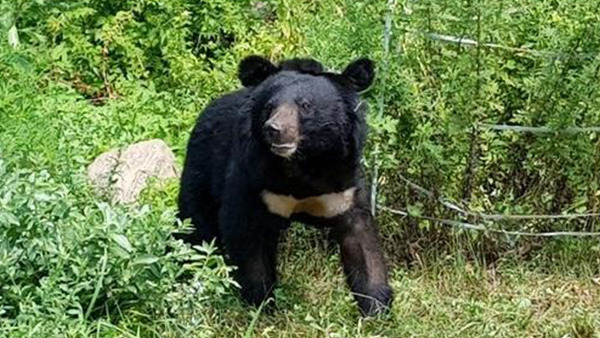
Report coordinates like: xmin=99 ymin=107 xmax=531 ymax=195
xmin=264 ymin=103 xmax=300 ymax=157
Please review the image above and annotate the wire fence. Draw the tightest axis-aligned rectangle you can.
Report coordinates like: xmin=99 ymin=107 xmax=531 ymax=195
xmin=378 ymin=174 xmax=600 ymax=238
xmin=396 ymin=173 xmax=600 ymax=220
xmin=378 ymin=205 xmax=600 ymax=237
xmin=408 ymin=29 xmax=599 ymax=60
xmin=374 ymin=1 xmax=600 ymax=237
xmin=479 ymin=124 xmax=600 ymax=134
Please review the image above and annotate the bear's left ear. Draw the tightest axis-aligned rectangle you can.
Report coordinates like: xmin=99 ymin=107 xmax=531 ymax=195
xmin=341 ymin=58 xmax=375 ymax=92
xmin=238 ymin=55 xmax=279 ymax=87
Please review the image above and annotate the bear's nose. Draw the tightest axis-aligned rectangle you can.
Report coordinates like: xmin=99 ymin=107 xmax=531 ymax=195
xmin=263 ymin=122 xmax=281 ymax=141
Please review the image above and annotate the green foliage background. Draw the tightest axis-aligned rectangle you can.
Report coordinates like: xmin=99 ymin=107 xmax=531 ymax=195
xmin=1 ymin=0 xmax=600 ymax=336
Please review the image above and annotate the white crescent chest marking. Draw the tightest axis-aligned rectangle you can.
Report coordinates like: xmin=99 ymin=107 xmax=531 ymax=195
xmin=261 ymin=187 xmax=356 ymax=219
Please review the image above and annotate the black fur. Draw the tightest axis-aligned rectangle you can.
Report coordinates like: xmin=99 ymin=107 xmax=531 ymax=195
xmin=279 ymin=58 xmax=324 ymax=74
xmin=177 ymin=56 xmax=392 ymax=316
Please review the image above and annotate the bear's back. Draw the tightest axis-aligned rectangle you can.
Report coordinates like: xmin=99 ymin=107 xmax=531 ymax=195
xmin=183 ymin=88 xmax=252 ymax=200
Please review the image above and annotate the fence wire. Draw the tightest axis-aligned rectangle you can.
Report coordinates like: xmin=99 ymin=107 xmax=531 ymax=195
xmin=397 ymin=173 xmax=600 ymax=220
xmin=379 ymin=205 xmax=600 ymax=237
xmin=480 ymin=123 xmax=600 ymax=134
xmin=372 ymin=0 xmax=397 ymax=216
xmin=378 ymin=174 xmax=600 ymax=238
xmin=406 ymin=29 xmax=599 ymax=60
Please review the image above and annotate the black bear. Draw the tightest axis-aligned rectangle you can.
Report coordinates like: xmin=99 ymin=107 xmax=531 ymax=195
xmin=177 ymin=55 xmax=392 ymax=316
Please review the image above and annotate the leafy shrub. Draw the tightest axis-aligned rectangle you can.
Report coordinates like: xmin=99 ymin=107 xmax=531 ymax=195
xmin=0 ymin=157 xmax=235 ymax=335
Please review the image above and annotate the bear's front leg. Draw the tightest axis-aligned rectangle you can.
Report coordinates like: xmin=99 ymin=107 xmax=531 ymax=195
xmin=232 ymin=228 xmax=280 ymax=307
xmin=332 ymin=207 xmax=393 ymax=316
xmin=219 ymin=191 xmax=283 ymax=308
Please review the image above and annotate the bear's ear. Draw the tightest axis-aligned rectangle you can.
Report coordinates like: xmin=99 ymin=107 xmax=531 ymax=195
xmin=238 ymin=55 xmax=279 ymax=87
xmin=341 ymin=58 xmax=375 ymax=92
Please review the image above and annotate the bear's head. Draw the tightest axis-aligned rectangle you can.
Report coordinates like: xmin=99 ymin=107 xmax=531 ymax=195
xmin=239 ymin=56 xmax=374 ymax=161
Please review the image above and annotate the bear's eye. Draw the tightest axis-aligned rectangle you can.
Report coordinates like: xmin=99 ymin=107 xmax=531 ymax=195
xmin=298 ymin=99 xmax=314 ymax=116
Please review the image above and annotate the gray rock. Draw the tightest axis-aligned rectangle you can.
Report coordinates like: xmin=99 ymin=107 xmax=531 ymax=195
xmin=87 ymin=139 xmax=179 ymax=203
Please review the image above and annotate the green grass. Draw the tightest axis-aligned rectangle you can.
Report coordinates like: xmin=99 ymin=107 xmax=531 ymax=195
xmin=95 ymin=225 xmax=600 ymax=338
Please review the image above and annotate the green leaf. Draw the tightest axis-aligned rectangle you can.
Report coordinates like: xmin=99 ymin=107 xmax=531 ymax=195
xmin=407 ymin=204 xmax=423 ymax=217
xmin=8 ymin=24 xmax=19 ymax=48
xmin=110 ymin=234 xmax=133 ymax=253
xmin=34 ymin=192 xmax=53 ymax=202
xmin=133 ymin=254 xmax=159 ymax=265
xmin=0 ymin=212 xmax=19 ymax=226
xmin=66 ymin=308 xmax=81 ymax=316
xmin=0 ymin=12 xmax=12 ymax=29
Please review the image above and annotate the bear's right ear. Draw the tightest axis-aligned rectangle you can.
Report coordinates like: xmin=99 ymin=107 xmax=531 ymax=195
xmin=238 ymin=55 xmax=279 ymax=87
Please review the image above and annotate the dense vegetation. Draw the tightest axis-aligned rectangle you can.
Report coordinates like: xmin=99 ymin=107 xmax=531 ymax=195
xmin=1 ymin=0 xmax=600 ymax=336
